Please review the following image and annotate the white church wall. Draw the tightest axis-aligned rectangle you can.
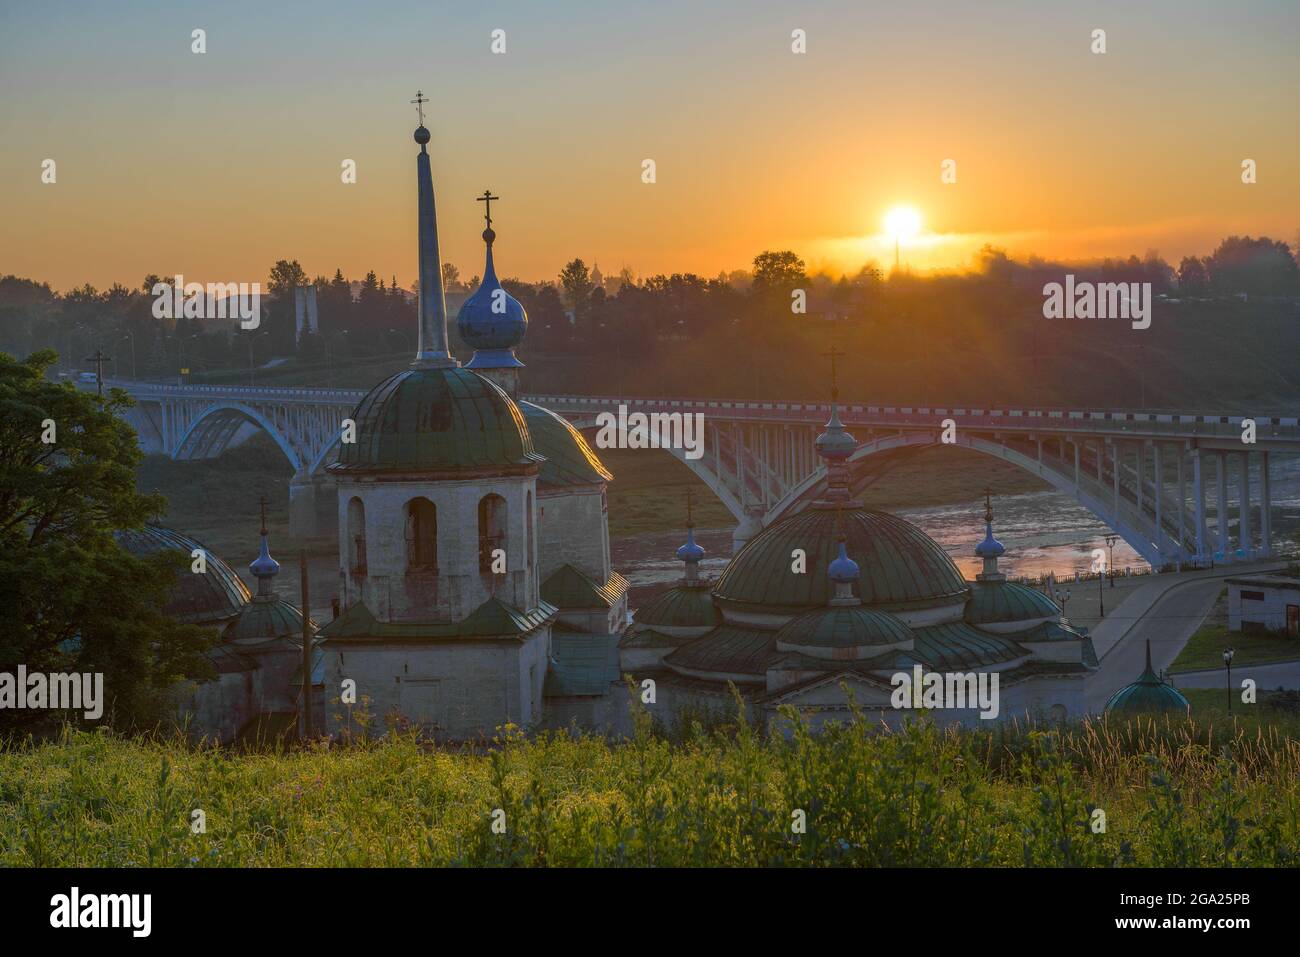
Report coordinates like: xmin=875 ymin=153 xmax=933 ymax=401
xmin=537 ymin=486 xmax=609 ymax=586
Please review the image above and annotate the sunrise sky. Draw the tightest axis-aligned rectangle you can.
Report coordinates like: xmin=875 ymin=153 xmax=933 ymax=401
xmin=2 ymin=0 xmax=1297 ymax=292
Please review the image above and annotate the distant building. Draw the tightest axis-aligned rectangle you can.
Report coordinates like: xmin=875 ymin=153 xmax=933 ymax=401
xmin=1226 ymin=576 xmax=1300 ymax=636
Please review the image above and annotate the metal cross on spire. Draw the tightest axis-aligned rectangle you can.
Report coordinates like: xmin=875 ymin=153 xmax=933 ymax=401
xmin=258 ymin=494 xmax=269 ymax=536
xmin=983 ymin=486 xmax=994 ymax=523
xmin=410 ymin=90 xmax=429 ymax=126
xmin=820 ymin=344 xmax=845 ymax=401
xmin=477 ymin=189 xmax=499 ymax=229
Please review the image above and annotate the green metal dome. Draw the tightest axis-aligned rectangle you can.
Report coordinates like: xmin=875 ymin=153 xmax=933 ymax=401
xmin=634 ymin=584 xmax=721 ymax=629
xmin=1105 ymin=642 xmax=1191 ymax=716
xmin=774 ymin=605 xmax=913 ymax=654
xmin=115 ymin=524 xmax=250 ymax=625
xmin=964 ymin=580 xmax=1060 ymax=625
xmin=332 ymin=367 xmax=542 ymax=472
xmin=519 ymin=401 xmax=611 ymax=487
xmin=223 ymin=596 xmax=316 ymax=644
xmin=713 ymin=505 xmax=970 ymax=613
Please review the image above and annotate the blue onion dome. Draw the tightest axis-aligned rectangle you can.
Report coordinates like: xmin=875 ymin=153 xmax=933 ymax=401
xmin=827 ymin=539 xmax=860 ymax=583
xmin=1105 ymin=641 xmax=1191 ymax=716
xmin=459 ymin=229 xmax=527 ymax=369
xmin=713 ymin=505 xmax=969 ymax=613
xmin=974 ymin=523 xmax=1005 ymax=559
xmin=114 ymin=524 xmax=250 ymax=625
xmin=974 ymin=492 xmax=1004 ymax=558
xmin=774 ymin=605 xmax=913 ymax=659
xmin=814 ymin=403 xmax=857 ymax=460
xmin=676 ymin=527 xmax=706 ymax=564
xmin=330 ymin=366 xmax=542 ymax=472
xmin=249 ymin=533 xmax=279 ymax=581
xmin=519 ymin=401 xmax=611 ymax=487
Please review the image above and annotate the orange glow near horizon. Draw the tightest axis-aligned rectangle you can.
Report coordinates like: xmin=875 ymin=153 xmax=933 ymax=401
xmin=1 ymin=2 xmax=1297 ymax=292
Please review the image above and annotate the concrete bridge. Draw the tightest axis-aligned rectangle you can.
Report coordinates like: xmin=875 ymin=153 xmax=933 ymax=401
xmin=107 ymin=379 xmax=1299 ymax=562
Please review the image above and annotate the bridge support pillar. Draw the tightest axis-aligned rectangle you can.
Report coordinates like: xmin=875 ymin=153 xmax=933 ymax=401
xmin=1192 ymin=448 xmax=1207 ymax=560
xmin=731 ymin=507 xmax=766 ymax=554
xmin=289 ymin=469 xmax=338 ymax=540
xmin=1152 ymin=443 xmax=1163 ymax=561
xmin=1261 ymin=450 xmax=1273 ymax=557
xmin=1215 ymin=451 xmax=1229 ymax=560
xmin=1239 ymin=451 xmax=1252 ymax=560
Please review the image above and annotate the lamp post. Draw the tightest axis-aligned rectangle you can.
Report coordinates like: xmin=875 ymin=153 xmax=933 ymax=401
xmin=246 ymin=330 xmax=270 ymax=386
xmin=118 ymin=333 xmax=136 ymax=379
xmin=1054 ymin=588 xmax=1071 ymax=618
xmin=1223 ymin=646 xmax=1235 ymax=714
xmin=1105 ymin=534 xmax=1118 ymax=588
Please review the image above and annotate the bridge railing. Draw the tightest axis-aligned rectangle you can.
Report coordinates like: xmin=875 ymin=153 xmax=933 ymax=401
xmin=525 ymin=394 xmax=1300 ymax=440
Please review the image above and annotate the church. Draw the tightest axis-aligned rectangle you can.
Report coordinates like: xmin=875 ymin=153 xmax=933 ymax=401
xmin=145 ymin=109 xmax=1101 ymax=742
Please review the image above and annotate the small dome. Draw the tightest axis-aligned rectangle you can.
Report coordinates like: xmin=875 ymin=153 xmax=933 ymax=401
xmin=414 ymin=126 xmax=430 ymax=145
xmin=519 ymin=401 xmax=610 ymax=487
xmin=827 ymin=540 xmax=859 ymax=583
xmin=774 ymin=605 xmax=912 ymax=657
xmin=814 ymin=409 xmax=856 ymax=460
xmin=224 ymin=598 xmax=316 ymax=644
xmin=964 ymin=580 xmax=1059 ymax=625
xmin=634 ymin=584 xmax=721 ymax=629
xmin=713 ymin=505 xmax=969 ymax=613
xmin=458 ymin=243 xmax=527 ymax=364
xmin=676 ymin=528 xmax=705 ymax=564
xmin=249 ymin=534 xmax=279 ymax=579
xmin=975 ymin=525 xmax=1005 ymax=559
xmin=115 ymin=525 xmax=250 ymax=625
xmin=331 ymin=367 xmax=541 ymax=472
xmin=1105 ymin=642 xmax=1190 ymax=716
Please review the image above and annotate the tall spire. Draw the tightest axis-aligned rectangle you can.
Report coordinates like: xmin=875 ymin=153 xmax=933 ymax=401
xmin=974 ymin=486 xmax=1006 ymax=581
xmin=814 ymin=344 xmax=856 ymax=502
xmin=410 ymin=91 xmax=456 ymax=370
xmin=249 ymin=494 xmax=280 ymax=598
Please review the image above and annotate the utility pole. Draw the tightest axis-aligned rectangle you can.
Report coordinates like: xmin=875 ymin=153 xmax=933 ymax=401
xmin=300 ymin=548 xmax=313 ymax=740
xmin=83 ymin=349 xmax=112 ymax=397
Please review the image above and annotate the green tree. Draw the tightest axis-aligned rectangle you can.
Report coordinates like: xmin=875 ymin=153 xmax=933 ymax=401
xmin=0 ymin=350 xmax=215 ymax=732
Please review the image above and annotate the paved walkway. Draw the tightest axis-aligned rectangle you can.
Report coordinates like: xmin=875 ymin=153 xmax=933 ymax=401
xmin=1171 ymin=660 xmax=1300 ymax=690
xmin=1082 ymin=559 xmax=1290 ymax=712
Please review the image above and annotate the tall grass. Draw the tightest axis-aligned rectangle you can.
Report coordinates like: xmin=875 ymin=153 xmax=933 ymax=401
xmin=2 ymin=702 xmax=1298 ymax=867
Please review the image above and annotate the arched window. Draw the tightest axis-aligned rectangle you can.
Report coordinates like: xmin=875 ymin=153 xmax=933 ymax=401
xmin=478 ymin=493 xmax=507 ymax=573
xmin=347 ymin=497 xmax=367 ymax=574
xmin=404 ymin=497 xmax=437 ymax=571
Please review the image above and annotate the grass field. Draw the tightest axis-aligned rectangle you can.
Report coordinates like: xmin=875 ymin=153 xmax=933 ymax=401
xmin=1170 ymin=589 xmax=1300 ymax=673
xmin=3 ymin=704 xmax=1298 ymax=867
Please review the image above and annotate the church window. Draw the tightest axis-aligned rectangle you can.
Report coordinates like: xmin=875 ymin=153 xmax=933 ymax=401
xmin=478 ymin=493 xmax=507 ymax=572
xmin=404 ymin=497 xmax=438 ymax=571
xmin=347 ymin=497 xmax=367 ymax=574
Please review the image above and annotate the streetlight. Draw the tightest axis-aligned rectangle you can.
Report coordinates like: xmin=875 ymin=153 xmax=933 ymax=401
xmin=1054 ymin=588 xmax=1071 ymax=618
xmin=1105 ymin=534 xmax=1118 ymax=588
xmin=1223 ymin=646 xmax=1235 ymax=714
xmin=117 ymin=333 xmax=136 ymax=379
xmin=177 ymin=333 xmax=200 ymax=385
xmin=246 ymin=330 xmax=271 ymax=387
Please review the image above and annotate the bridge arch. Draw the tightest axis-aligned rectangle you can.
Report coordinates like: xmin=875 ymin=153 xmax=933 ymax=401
xmin=173 ymin=402 xmax=303 ymax=472
xmin=764 ymin=431 xmax=1166 ymax=566
xmin=568 ymin=415 xmax=746 ymax=520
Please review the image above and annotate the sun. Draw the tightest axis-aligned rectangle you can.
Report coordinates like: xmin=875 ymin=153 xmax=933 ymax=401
xmin=883 ymin=205 xmax=923 ymax=241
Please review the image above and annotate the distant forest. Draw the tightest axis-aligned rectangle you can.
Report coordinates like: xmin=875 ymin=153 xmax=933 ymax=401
xmin=2 ymin=235 xmax=1298 ymax=411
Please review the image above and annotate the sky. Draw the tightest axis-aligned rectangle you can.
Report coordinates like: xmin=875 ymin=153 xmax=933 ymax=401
xmin=2 ymin=0 xmax=1297 ymax=292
